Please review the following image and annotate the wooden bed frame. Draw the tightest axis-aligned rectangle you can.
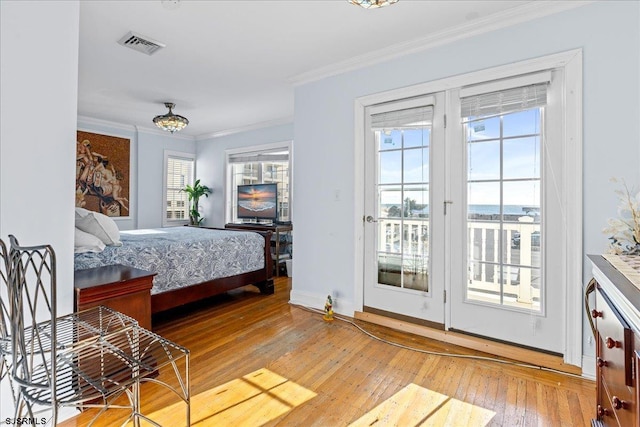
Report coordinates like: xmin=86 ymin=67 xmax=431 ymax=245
xmin=150 ymin=228 xmax=274 ymax=314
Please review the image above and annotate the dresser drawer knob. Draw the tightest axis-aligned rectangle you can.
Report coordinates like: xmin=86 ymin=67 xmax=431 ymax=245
xmin=591 ymin=309 xmax=602 ymax=318
xmin=596 ymin=357 xmax=607 ymax=367
xmin=612 ymin=396 xmax=626 ymax=410
xmin=605 ymin=337 xmax=620 ymax=349
xmin=597 ymin=404 xmax=610 ymax=417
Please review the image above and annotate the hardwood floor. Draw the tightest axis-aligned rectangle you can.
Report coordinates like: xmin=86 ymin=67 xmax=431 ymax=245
xmin=62 ymin=276 xmax=595 ymax=426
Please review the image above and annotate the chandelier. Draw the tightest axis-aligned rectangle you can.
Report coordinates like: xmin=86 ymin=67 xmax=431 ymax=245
xmin=153 ymin=102 xmax=189 ymax=133
xmin=349 ymin=0 xmax=398 ymax=9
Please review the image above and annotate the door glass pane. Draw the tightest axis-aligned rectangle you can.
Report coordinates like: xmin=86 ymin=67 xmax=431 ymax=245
xmin=465 ymin=108 xmax=542 ymax=313
xmin=379 ymin=186 xmax=402 ymax=219
xmin=378 ymin=253 xmax=402 ymax=287
xmin=379 ymin=130 xmax=402 ymax=150
xmin=468 ymin=140 xmax=500 ymax=181
xmin=379 ymin=151 xmax=402 ymax=184
xmin=503 ymin=137 xmax=540 ymax=179
xmin=466 ymin=115 xmax=500 ymax=140
xmin=375 ymin=121 xmax=431 ymax=292
xmin=404 ymin=128 xmax=430 ymax=148
xmin=404 ymin=148 xmax=429 ymax=183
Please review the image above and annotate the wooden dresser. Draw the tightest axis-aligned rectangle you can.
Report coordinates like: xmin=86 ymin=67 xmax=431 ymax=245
xmin=589 ymin=255 xmax=640 ymax=427
xmin=74 ymin=264 xmax=155 ymax=330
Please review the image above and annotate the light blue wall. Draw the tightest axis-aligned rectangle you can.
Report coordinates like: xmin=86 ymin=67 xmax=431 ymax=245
xmin=293 ymin=1 xmax=640 ymax=361
xmin=0 ymin=0 xmax=80 ymax=418
xmin=137 ymin=129 xmax=196 ymax=229
xmin=196 ymin=123 xmax=294 ymax=228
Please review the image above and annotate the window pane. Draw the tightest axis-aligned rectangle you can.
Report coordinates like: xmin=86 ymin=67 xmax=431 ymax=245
xmin=468 ymin=182 xmax=500 ymax=217
xmin=503 ymin=109 xmax=540 ymax=137
xmin=403 ymin=184 xmax=429 ymax=218
xmin=379 ymin=130 xmax=401 ymax=151
xmin=379 ymin=185 xmax=402 ymax=218
xmin=503 ymin=137 xmax=540 ymax=179
xmin=379 ymin=151 xmax=401 ymax=184
xmin=468 ymin=140 xmax=500 ymax=181
xmin=378 ymin=253 xmax=402 ymax=287
xmin=502 ymin=181 xmax=540 ymax=216
xmin=404 ymin=128 xmax=430 ymax=148
xmin=403 ymin=148 xmax=429 ymax=184
xmin=466 ymin=116 xmax=500 ymax=140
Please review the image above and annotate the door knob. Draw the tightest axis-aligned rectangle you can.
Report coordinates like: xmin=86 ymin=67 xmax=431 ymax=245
xmin=365 ymin=215 xmax=377 ymax=223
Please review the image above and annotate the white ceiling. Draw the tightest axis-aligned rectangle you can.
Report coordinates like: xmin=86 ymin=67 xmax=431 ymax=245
xmin=78 ymin=0 xmax=580 ymax=138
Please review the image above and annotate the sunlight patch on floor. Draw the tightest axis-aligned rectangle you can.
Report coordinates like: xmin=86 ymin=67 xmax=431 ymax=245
xmin=349 ymin=383 xmax=495 ymax=426
xmin=142 ymin=368 xmax=317 ymax=426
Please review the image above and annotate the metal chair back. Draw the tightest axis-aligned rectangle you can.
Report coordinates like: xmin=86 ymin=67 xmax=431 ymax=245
xmin=8 ymin=235 xmax=59 ymax=420
xmin=0 ymin=238 xmax=16 ymax=406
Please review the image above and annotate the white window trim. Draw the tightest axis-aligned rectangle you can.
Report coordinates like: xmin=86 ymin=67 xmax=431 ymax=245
xmin=224 ymin=140 xmax=293 ymax=224
xmin=162 ymin=150 xmax=196 ymax=227
xmin=354 ymin=49 xmax=583 ymax=367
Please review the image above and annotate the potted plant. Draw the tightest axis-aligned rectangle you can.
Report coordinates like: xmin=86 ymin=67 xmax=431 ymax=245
xmin=182 ymin=179 xmax=212 ymax=226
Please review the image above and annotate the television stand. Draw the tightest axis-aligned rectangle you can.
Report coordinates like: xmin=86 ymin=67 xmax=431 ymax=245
xmin=225 ymin=222 xmax=292 ymax=277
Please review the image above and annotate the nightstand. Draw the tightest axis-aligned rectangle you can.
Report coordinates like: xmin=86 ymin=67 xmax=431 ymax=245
xmin=74 ymin=264 xmax=155 ymax=330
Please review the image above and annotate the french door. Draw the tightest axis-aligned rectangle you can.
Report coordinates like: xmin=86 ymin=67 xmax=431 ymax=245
xmin=363 ymin=69 xmax=567 ymax=354
xmin=363 ymin=93 xmax=446 ymax=326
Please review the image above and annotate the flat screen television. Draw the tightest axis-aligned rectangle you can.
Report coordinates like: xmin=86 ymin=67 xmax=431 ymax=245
xmin=237 ymin=183 xmax=278 ymax=222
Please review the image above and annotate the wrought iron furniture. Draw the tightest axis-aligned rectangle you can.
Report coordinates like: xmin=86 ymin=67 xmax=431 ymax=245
xmin=7 ymin=235 xmax=190 ymax=425
xmin=0 ymin=239 xmax=16 ymax=408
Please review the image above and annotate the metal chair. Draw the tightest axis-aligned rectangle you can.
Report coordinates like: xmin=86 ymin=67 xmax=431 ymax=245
xmin=7 ymin=235 xmax=190 ymax=426
xmin=8 ymin=235 xmax=143 ymax=425
xmin=0 ymin=239 xmax=17 ymax=409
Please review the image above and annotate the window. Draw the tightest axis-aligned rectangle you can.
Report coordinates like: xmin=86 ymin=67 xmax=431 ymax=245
xmin=226 ymin=143 xmax=292 ymax=223
xmin=163 ymin=151 xmax=195 ymax=226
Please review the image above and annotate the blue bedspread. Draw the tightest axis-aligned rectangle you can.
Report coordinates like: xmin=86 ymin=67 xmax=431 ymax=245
xmin=74 ymin=227 xmax=265 ymax=295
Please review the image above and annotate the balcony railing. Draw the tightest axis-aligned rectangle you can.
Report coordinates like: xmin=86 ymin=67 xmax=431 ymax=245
xmin=376 ymin=216 xmax=540 ymax=310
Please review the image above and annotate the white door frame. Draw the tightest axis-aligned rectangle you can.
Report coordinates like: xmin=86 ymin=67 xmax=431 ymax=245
xmin=353 ymin=49 xmax=583 ymax=366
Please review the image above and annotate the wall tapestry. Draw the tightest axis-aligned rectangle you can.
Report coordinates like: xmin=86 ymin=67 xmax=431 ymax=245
xmin=76 ymin=130 xmax=130 ymax=217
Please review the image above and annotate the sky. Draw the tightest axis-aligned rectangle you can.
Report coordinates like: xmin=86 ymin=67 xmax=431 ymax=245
xmin=377 ymin=108 xmax=542 ymax=209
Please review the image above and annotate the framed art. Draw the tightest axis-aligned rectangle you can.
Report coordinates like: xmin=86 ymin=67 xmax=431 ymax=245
xmin=76 ymin=130 xmax=130 ymax=217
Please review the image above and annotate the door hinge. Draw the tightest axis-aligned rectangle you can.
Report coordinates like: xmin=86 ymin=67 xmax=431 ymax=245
xmin=444 ymin=114 xmax=447 ymax=128
xmin=444 ymin=290 xmax=447 ymax=303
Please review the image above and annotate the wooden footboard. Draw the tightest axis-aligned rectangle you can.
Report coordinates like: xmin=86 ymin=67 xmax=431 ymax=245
xmin=150 ymin=229 xmax=274 ymax=314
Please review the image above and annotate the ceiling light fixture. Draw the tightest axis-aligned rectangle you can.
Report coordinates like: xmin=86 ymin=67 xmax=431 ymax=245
xmin=153 ymin=102 xmax=189 ymax=133
xmin=349 ymin=0 xmax=398 ymax=9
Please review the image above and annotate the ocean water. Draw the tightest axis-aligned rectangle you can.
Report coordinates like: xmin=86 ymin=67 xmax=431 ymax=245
xmin=468 ymin=205 xmax=538 ymax=215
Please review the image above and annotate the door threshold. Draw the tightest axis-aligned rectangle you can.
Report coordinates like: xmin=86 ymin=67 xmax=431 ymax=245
xmin=354 ymin=311 xmax=582 ymax=376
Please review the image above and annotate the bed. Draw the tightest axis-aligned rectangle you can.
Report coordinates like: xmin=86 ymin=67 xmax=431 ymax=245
xmin=74 ymin=226 xmax=274 ymax=314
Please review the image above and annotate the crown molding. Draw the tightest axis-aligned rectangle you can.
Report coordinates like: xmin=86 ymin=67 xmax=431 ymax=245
xmin=77 ymin=115 xmax=195 ymax=140
xmin=289 ymin=1 xmax=593 ymax=86
xmin=77 ymin=115 xmax=137 ymax=133
xmin=196 ymin=116 xmax=294 ymax=141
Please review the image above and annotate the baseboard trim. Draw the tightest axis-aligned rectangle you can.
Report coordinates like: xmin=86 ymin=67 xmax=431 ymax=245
xmin=354 ymin=311 xmax=583 ymax=376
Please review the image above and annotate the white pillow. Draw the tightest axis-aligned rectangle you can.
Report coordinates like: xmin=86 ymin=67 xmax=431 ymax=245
xmin=75 ymin=209 xmax=122 ymax=247
xmin=74 ymin=228 xmax=106 ymax=253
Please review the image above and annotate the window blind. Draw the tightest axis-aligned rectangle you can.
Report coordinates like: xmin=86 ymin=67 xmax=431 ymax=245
xmin=461 ymin=71 xmax=551 ymax=120
xmin=228 ymin=149 xmax=289 ymax=164
xmin=371 ymin=105 xmax=433 ymax=130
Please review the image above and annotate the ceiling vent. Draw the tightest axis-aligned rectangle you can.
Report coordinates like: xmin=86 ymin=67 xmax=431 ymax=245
xmin=117 ymin=31 xmax=166 ymax=56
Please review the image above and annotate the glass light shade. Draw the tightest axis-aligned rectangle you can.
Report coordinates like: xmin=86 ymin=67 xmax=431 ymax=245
xmin=153 ymin=103 xmax=189 ymax=133
xmin=349 ymin=0 xmax=398 ymax=9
